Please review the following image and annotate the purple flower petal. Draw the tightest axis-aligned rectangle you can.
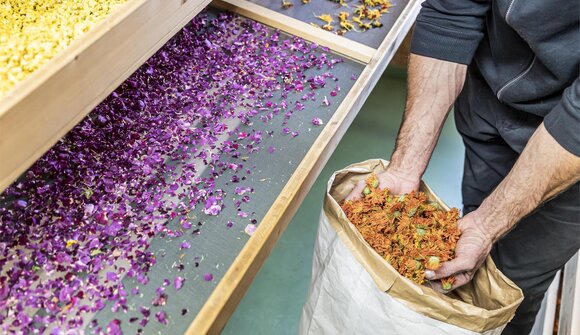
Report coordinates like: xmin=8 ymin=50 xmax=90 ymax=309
xmin=106 ymin=272 xmax=118 ymax=282
xmin=244 ymin=224 xmax=257 ymax=236
xmin=174 ymin=276 xmax=185 ymax=290
xmin=234 ymin=187 xmax=251 ymax=195
xmin=106 ymin=319 xmax=122 ymax=335
xmin=155 ymin=311 xmax=168 ymax=325
xmin=311 ymin=118 xmax=324 ymax=126
xmin=203 ymin=196 xmax=222 ymax=216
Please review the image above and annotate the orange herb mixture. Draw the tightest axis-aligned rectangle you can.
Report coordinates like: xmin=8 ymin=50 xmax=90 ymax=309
xmin=340 ymin=174 xmax=461 ymax=290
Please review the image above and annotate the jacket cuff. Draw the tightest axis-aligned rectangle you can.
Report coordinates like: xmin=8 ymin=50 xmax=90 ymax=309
xmin=544 ymin=84 xmax=580 ymax=157
xmin=410 ymin=21 xmax=482 ymax=65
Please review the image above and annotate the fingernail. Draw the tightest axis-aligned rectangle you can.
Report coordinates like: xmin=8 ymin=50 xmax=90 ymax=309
xmin=425 ymin=270 xmax=435 ymax=280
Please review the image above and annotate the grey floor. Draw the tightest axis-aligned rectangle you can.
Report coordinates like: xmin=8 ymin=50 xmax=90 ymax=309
xmin=222 ymin=66 xmax=465 ymax=334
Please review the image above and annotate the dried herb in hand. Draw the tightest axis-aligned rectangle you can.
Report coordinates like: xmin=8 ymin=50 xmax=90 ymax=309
xmin=340 ymin=174 xmax=460 ymax=289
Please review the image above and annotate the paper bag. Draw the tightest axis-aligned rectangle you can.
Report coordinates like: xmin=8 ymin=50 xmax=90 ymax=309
xmin=299 ymin=159 xmax=523 ymax=335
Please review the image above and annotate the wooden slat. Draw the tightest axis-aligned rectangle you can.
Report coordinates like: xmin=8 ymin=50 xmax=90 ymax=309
xmin=212 ymin=0 xmax=376 ymax=63
xmin=0 ymin=0 xmax=211 ymax=193
xmin=186 ymin=0 xmax=422 ymax=333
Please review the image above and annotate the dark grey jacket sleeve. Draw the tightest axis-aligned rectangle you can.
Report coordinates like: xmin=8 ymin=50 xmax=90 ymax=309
xmin=544 ymin=77 xmax=580 ymax=157
xmin=410 ymin=0 xmax=490 ymax=65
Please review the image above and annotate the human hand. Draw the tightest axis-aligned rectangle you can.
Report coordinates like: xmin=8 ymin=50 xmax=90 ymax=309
xmin=426 ymin=210 xmax=494 ymax=292
xmin=344 ymin=169 xmax=420 ymax=201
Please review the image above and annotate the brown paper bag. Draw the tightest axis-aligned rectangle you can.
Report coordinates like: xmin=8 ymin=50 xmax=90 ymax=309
xmin=299 ymin=159 xmax=523 ymax=335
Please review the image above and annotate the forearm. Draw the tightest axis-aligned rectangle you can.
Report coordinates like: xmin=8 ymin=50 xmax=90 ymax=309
xmin=478 ymin=123 xmax=580 ymax=242
xmin=389 ymin=54 xmax=467 ymax=180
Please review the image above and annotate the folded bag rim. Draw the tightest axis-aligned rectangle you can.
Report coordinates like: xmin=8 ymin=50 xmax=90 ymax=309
xmin=325 ymin=159 xmax=524 ymax=333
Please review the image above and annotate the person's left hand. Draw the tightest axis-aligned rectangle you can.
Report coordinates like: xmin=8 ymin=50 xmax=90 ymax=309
xmin=426 ymin=210 xmax=495 ymax=292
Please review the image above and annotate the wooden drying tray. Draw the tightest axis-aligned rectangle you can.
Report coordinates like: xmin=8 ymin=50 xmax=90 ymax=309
xmin=0 ymin=0 xmax=421 ymax=332
xmin=0 ymin=0 xmax=212 ymax=193
xmin=184 ymin=0 xmax=422 ymax=333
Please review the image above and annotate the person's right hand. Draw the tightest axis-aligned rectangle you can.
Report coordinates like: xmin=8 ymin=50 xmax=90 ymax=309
xmin=344 ymin=169 xmax=420 ymax=201
xmin=425 ymin=209 xmax=494 ymax=292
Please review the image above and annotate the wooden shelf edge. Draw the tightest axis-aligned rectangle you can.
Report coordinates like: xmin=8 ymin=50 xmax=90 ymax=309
xmin=0 ymin=0 xmax=212 ymax=193
xmin=186 ymin=0 xmax=422 ymax=334
xmin=211 ymin=0 xmax=376 ymax=64
xmin=0 ymin=0 xmax=147 ymax=115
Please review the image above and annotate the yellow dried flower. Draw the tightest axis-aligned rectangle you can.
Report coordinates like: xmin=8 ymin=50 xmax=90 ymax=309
xmin=340 ymin=20 xmax=355 ymax=31
xmin=322 ymin=23 xmax=334 ymax=31
xmin=306 ymin=0 xmax=392 ymax=35
xmin=362 ymin=22 xmax=374 ymax=30
xmin=316 ymin=13 xmax=334 ymax=24
xmin=66 ymin=240 xmax=78 ymax=248
xmin=367 ymin=9 xmax=381 ymax=19
xmin=282 ymin=0 xmax=294 ymax=8
xmin=0 ymin=0 xmax=130 ymax=96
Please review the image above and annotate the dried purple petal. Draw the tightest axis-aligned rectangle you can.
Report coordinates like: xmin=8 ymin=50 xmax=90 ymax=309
xmin=106 ymin=319 xmax=122 ymax=335
xmin=152 ymin=292 xmax=167 ymax=307
xmin=203 ymin=196 xmax=222 ymax=216
xmin=203 ymin=273 xmax=214 ymax=282
xmin=174 ymin=276 xmax=185 ymax=290
xmin=244 ymin=224 xmax=257 ymax=236
xmin=311 ymin=118 xmax=324 ymax=126
xmin=139 ymin=306 xmax=151 ymax=318
xmin=234 ymin=187 xmax=251 ymax=195
xmin=155 ymin=311 xmax=168 ymax=325
xmin=106 ymin=272 xmax=118 ymax=282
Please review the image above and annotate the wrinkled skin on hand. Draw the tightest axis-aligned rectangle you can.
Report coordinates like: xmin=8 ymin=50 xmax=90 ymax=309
xmin=345 ymin=169 xmax=420 ymax=202
xmin=426 ymin=210 xmax=493 ymax=292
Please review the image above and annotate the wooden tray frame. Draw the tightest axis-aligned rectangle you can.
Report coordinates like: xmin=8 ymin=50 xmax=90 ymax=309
xmin=0 ymin=0 xmax=211 ymax=192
